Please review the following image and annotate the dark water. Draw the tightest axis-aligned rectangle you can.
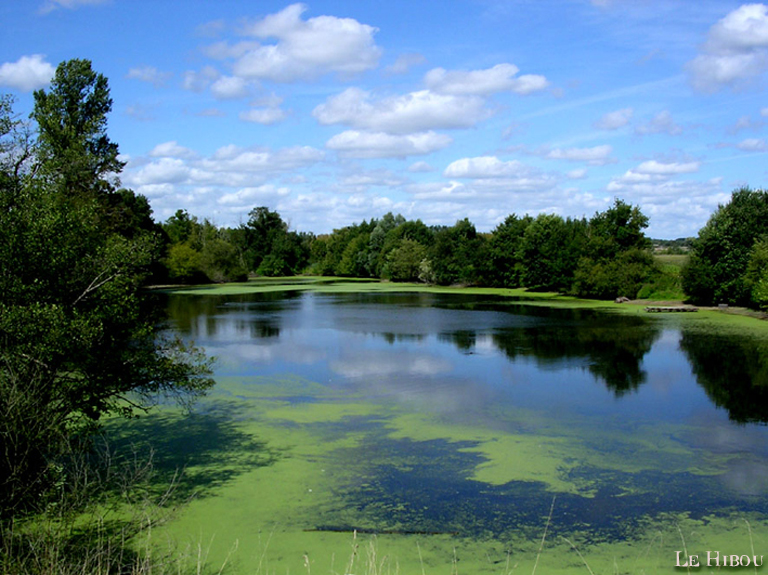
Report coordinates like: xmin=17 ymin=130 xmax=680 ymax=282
xmin=164 ymin=290 xmax=768 ymax=541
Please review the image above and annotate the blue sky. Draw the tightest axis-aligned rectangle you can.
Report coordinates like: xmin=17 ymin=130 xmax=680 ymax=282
xmin=2 ymin=0 xmax=768 ymax=238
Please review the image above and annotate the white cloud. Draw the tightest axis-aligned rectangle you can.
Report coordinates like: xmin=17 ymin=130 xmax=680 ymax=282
xmin=127 ymin=66 xmax=171 ymax=87
xmin=609 ymin=160 xmax=701 ymax=193
xmin=182 ymin=66 xmax=220 ymax=92
xmin=567 ymin=168 xmax=588 ymax=179
xmin=239 ymin=107 xmax=287 ymax=125
xmin=635 ymin=110 xmax=683 ymax=136
xmin=233 ymin=3 xmax=381 ymax=82
xmin=0 ymin=54 xmax=55 ymax=92
xmin=337 ymin=168 xmax=406 ymax=193
xmin=124 ymin=144 xmax=324 ymax=192
xmin=688 ymin=4 xmax=768 ymax=91
xmin=635 ymin=160 xmax=700 ymax=175
xmin=218 ymin=184 xmax=291 ymax=206
xmin=443 ymin=156 xmax=529 ymax=178
xmin=210 ymin=75 xmax=249 ymax=100
xmin=326 ymin=130 xmax=452 ymax=158
xmin=149 ymin=141 xmax=197 ymax=159
xmin=313 ymin=87 xmax=490 ymax=134
xmin=425 ymin=63 xmax=549 ymax=96
xmin=607 ymin=160 xmax=700 ymax=193
xmin=604 ymin=176 xmax=726 ymax=238
xmin=130 ymin=158 xmax=191 ymax=186
xmin=594 ymin=107 xmax=633 ymax=130
xmin=736 ymin=137 xmax=768 ymax=151
xmin=545 ymin=145 xmax=615 ymax=166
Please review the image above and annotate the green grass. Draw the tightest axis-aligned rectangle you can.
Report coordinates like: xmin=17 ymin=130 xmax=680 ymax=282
xmin=634 ymin=255 xmax=689 ymax=301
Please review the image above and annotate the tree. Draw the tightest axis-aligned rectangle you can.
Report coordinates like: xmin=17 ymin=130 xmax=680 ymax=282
xmin=33 ymin=59 xmax=124 ymax=194
xmin=682 ymin=188 xmax=768 ymax=305
xmin=1 ymin=71 xmax=213 ymax=517
xmin=586 ymin=198 xmax=650 ymax=259
xmin=385 ymin=239 xmax=428 ymax=282
xmin=429 ymin=218 xmax=485 ymax=285
xmin=572 ymin=200 xmax=654 ymax=299
xmin=486 ymin=214 xmax=532 ymax=288
xmin=520 ymin=214 xmax=586 ymax=291
xmin=242 ymin=206 xmax=288 ymax=272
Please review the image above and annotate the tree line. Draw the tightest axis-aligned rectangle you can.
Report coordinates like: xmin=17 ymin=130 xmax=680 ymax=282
xmin=160 ymin=190 xmax=768 ymax=313
xmin=162 ymin=200 xmax=661 ymax=301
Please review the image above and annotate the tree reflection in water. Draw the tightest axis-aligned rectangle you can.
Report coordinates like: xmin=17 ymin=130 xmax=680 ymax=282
xmin=680 ymin=330 xmax=768 ymax=424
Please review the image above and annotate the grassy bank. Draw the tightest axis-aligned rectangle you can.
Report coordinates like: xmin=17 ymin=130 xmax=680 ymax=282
xmin=157 ymin=274 xmax=768 ymax=333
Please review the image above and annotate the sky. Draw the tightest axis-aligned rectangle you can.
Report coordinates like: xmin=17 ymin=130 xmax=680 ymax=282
xmin=2 ymin=0 xmax=768 ymax=238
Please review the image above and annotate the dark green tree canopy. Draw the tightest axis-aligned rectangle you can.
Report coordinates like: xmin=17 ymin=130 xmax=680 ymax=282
xmin=33 ymin=59 xmax=124 ymax=192
xmin=682 ymin=187 xmax=768 ymax=305
xmin=1 ymin=68 xmax=213 ymax=517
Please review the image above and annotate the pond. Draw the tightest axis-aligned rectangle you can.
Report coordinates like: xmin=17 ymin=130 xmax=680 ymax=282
xmin=119 ymin=288 xmax=768 ymax=573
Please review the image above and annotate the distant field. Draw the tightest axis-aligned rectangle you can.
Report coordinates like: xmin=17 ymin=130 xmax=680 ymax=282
xmin=654 ymin=253 xmax=689 ymax=268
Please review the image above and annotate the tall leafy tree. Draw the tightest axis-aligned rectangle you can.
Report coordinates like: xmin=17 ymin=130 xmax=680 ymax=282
xmin=1 ymin=66 xmax=213 ymax=517
xmin=682 ymin=188 xmax=768 ymax=305
xmin=486 ymin=214 xmax=532 ymax=288
xmin=33 ymin=59 xmax=124 ymax=194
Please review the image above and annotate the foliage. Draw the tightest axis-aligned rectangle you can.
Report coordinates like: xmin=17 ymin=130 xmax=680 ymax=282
xmin=0 ymin=62 xmax=214 ymax=518
xmin=573 ymin=249 xmax=656 ymax=299
xmin=486 ymin=214 xmax=532 ymax=288
xmin=428 ymin=218 xmax=485 ymax=285
xmin=745 ymin=236 xmax=768 ymax=309
xmin=682 ymin=187 xmax=768 ymax=306
xmin=520 ymin=214 xmax=586 ymax=291
xmin=385 ymin=239 xmax=428 ymax=282
xmin=32 ymin=59 xmax=124 ymax=194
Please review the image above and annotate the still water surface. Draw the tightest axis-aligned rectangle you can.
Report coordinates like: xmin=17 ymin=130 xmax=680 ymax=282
xmin=155 ymin=289 xmax=768 ymax=567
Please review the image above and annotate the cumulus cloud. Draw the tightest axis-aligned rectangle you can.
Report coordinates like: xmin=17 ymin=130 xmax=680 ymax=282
xmin=218 ymin=184 xmax=291 ymax=206
xmin=567 ymin=168 xmax=588 ymax=179
xmin=326 ymin=130 xmax=452 ymax=158
xmin=0 ymin=54 xmax=55 ymax=91
xmin=635 ymin=160 xmax=700 ymax=175
xmin=182 ymin=66 xmax=220 ymax=92
xmin=127 ymin=66 xmax=171 ymax=87
xmin=635 ymin=110 xmax=683 ymax=136
xmin=313 ymin=87 xmax=490 ymax=134
xmin=123 ymin=143 xmax=324 ymax=194
xmin=149 ymin=141 xmax=197 ymax=159
xmin=232 ymin=3 xmax=381 ymax=82
xmin=433 ymin=156 xmax=558 ymax=196
xmin=544 ymin=145 xmax=615 ymax=166
xmin=736 ymin=137 xmax=768 ymax=151
xmin=443 ymin=156 xmax=529 ymax=178
xmin=425 ymin=63 xmax=549 ymax=96
xmin=688 ymin=4 xmax=768 ymax=91
xmin=604 ymin=175 xmax=726 ymax=238
xmin=608 ymin=160 xmax=701 ymax=190
xmin=239 ymin=107 xmax=287 ymax=124
xmin=210 ymin=75 xmax=250 ymax=99
xmin=594 ymin=107 xmax=633 ymax=130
